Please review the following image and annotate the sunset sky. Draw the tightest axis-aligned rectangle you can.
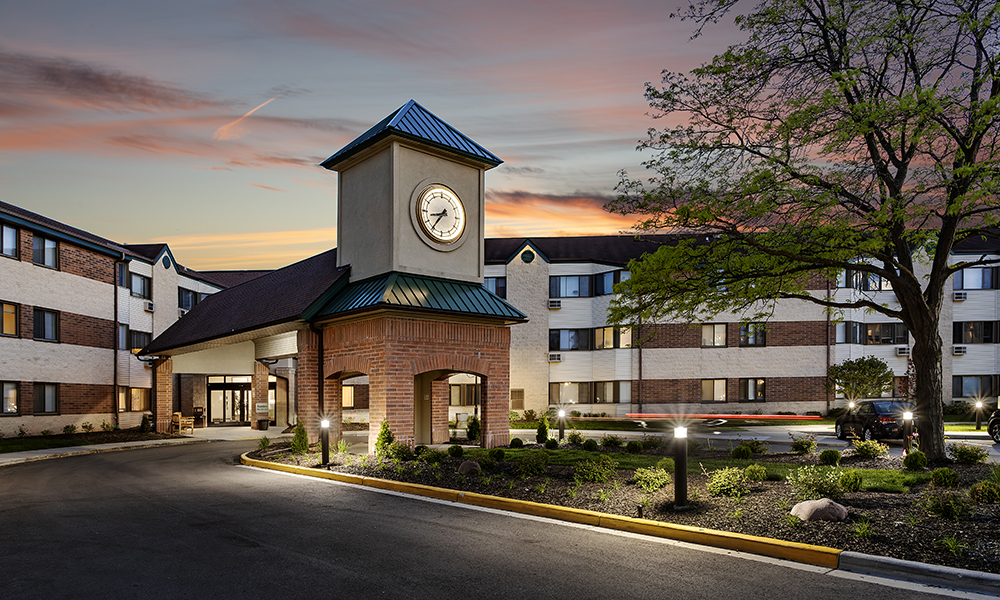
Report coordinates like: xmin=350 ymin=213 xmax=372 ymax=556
xmin=0 ymin=0 xmax=737 ymax=270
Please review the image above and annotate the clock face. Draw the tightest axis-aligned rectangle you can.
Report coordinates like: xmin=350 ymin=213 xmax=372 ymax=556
xmin=416 ymin=185 xmax=465 ymax=244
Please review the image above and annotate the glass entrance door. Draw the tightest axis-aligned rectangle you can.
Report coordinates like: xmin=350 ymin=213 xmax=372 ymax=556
xmin=208 ymin=387 xmax=250 ymax=425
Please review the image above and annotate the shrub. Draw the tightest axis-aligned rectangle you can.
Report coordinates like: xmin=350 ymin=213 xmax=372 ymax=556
xmin=40 ymin=429 xmax=52 ymax=436
xmin=706 ymin=466 xmax=747 ymax=498
xmin=100 ymin=421 xmax=114 ymax=432
xmin=788 ymin=433 xmax=817 ymax=454
xmin=466 ymin=415 xmax=481 ymax=442
xmin=600 ymin=433 xmax=624 ymax=448
xmin=62 ymin=424 xmax=77 ymax=435
xmin=336 ymin=439 xmax=350 ymax=454
xmin=931 ymin=467 xmax=960 ymax=488
xmin=17 ymin=424 xmax=28 ymax=437
xmin=374 ymin=420 xmax=394 ymax=457
xmin=969 ymin=481 xmax=1000 ymax=504
xmin=509 ymin=437 xmax=524 ymax=448
xmin=421 ymin=449 xmax=448 ymax=465
xmin=656 ymin=457 xmax=675 ymax=472
xmin=566 ymin=429 xmax=585 ymax=445
xmin=414 ymin=445 xmax=428 ymax=456
xmin=640 ymin=435 xmax=665 ymax=450
xmin=943 ymin=400 xmax=972 ymax=415
xmin=290 ymin=422 xmax=309 ymax=455
xmin=388 ymin=441 xmax=415 ymax=462
xmin=744 ymin=463 xmax=768 ymax=482
xmin=258 ymin=436 xmax=270 ymax=451
xmin=544 ymin=438 xmax=559 ymax=449
xmin=535 ymin=416 xmax=550 ymax=444
xmin=819 ymin=449 xmax=842 ymax=466
xmin=902 ymin=450 xmax=928 ymax=471
xmin=839 ymin=469 xmax=863 ymax=492
xmin=140 ymin=415 xmax=151 ymax=433
xmin=851 ymin=438 xmax=889 ymax=459
xmin=633 ymin=466 xmax=671 ymax=492
xmin=787 ymin=466 xmax=844 ymax=500
xmin=741 ymin=438 xmax=769 ymax=454
xmin=508 ymin=411 xmax=521 ymax=422
xmin=574 ymin=454 xmax=618 ymax=483
xmin=516 ymin=451 xmax=550 ymax=477
xmin=626 ymin=440 xmax=643 ymax=454
xmin=918 ymin=489 xmax=972 ymax=520
xmin=947 ymin=442 xmax=989 ymax=465
xmin=448 ymin=444 xmax=464 ymax=458
xmin=730 ymin=444 xmax=753 ymax=460
xmin=570 ymin=410 xmax=582 ymax=417
xmin=81 ymin=422 xmax=94 ymax=433
xmin=522 ymin=409 xmax=538 ymax=422
xmin=582 ymin=439 xmax=599 ymax=452
xmin=488 ymin=448 xmax=505 ymax=462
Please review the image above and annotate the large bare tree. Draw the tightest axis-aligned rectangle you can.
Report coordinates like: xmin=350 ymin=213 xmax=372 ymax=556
xmin=607 ymin=0 xmax=1000 ymax=460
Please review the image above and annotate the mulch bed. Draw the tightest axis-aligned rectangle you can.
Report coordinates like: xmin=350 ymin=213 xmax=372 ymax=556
xmin=249 ymin=441 xmax=1000 ymax=575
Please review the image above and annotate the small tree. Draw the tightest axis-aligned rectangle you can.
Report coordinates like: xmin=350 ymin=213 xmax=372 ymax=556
xmin=374 ymin=419 xmax=394 ymax=457
xmin=535 ymin=415 xmax=550 ymax=444
xmin=466 ymin=415 xmax=480 ymax=442
xmin=826 ymin=356 xmax=895 ymax=405
xmin=290 ymin=421 xmax=309 ymax=455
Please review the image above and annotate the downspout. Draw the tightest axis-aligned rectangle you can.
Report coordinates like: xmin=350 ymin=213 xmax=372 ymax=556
xmin=310 ymin=323 xmax=324 ymax=417
xmin=825 ymin=279 xmax=832 ymax=415
xmin=113 ymin=257 xmax=121 ymax=428
xmin=637 ymin=316 xmax=643 ymax=415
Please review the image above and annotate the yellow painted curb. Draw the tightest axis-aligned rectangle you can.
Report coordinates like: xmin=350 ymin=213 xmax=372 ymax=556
xmin=241 ymin=453 xmax=841 ymax=569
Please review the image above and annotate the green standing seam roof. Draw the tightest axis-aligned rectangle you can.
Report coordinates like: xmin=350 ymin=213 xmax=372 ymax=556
xmin=314 ymin=272 xmax=526 ymax=322
xmin=320 ymin=100 xmax=503 ymax=170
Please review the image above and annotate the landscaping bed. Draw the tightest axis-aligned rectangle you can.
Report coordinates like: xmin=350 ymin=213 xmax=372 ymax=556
xmin=0 ymin=428 xmax=180 ymax=453
xmin=248 ymin=439 xmax=1000 ymax=575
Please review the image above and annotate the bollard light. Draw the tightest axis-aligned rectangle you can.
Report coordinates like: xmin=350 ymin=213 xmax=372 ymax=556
xmin=848 ymin=401 xmax=855 ymax=410
xmin=558 ymin=409 xmax=566 ymax=440
xmin=976 ymin=401 xmax=984 ymax=431
xmin=674 ymin=427 xmax=688 ymax=510
xmin=902 ymin=412 xmax=913 ymax=454
xmin=320 ymin=419 xmax=330 ymax=467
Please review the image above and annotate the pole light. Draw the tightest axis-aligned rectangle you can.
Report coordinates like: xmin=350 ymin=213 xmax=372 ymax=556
xmin=976 ymin=401 xmax=983 ymax=431
xmin=320 ymin=419 xmax=330 ymax=467
xmin=674 ymin=427 xmax=688 ymax=510
xmin=558 ymin=409 xmax=566 ymax=440
xmin=848 ymin=401 xmax=855 ymax=410
xmin=902 ymin=412 xmax=913 ymax=454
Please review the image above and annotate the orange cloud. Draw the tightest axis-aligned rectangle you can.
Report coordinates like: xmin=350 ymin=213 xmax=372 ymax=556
xmin=485 ymin=190 xmax=644 ymax=237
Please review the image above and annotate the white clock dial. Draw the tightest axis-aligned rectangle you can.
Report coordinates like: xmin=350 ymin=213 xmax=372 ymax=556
xmin=417 ymin=186 xmax=466 ymax=243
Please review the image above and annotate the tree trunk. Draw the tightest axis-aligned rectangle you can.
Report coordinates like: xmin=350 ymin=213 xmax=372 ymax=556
xmin=909 ymin=326 xmax=946 ymax=461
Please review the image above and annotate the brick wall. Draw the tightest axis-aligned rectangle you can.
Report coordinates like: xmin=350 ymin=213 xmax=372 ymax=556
xmin=60 ymin=312 xmax=115 ymax=349
xmin=19 ymin=230 xmax=115 ymax=284
xmin=639 ymin=321 xmax=828 ymax=349
xmin=345 ymin=384 xmax=369 ymax=409
xmin=638 ymin=376 xmax=827 ymax=404
xmin=153 ymin=358 xmax=173 ymax=433
xmin=296 ymin=328 xmax=321 ymax=442
xmin=59 ymin=383 xmax=115 ymax=415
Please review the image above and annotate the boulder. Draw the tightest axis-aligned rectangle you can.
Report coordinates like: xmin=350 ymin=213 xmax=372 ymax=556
xmin=790 ymin=498 xmax=848 ymax=522
xmin=458 ymin=460 xmax=481 ymax=476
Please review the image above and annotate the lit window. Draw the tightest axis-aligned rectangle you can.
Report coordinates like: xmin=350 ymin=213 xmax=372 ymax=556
xmin=549 ymin=329 xmax=591 ymax=351
xmin=2 ymin=302 xmax=17 ymax=336
xmin=739 ymin=378 xmax=766 ymax=401
xmin=549 ymin=276 xmax=591 ymax=298
xmin=2 ymin=382 xmax=17 ymax=414
xmin=953 ymin=321 xmax=998 ymax=344
xmin=129 ymin=330 xmax=151 ymax=353
xmin=701 ymin=323 xmax=726 ymax=347
xmin=701 ymin=379 xmax=726 ymax=402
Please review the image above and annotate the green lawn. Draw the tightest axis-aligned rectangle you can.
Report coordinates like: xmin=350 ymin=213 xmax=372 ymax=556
xmin=0 ymin=437 xmax=95 ymax=454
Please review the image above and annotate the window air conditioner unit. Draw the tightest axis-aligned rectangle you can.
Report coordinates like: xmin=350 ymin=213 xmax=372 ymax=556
xmin=895 ymin=346 xmax=910 ymax=356
xmin=953 ymin=291 xmax=967 ymax=301
xmin=548 ymin=353 xmax=562 ymax=363
xmin=548 ymin=299 xmax=562 ymax=309
xmin=144 ymin=301 xmax=155 ymax=312
xmin=178 ymin=308 xmax=188 ymax=318
xmin=953 ymin=345 xmax=967 ymax=356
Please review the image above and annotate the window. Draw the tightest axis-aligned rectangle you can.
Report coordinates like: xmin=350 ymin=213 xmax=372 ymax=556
xmin=739 ymin=323 xmax=766 ymax=346
xmin=130 ymin=273 xmax=151 ymax=299
xmin=178 ymin=288 xmax=201 ymax=310
xmin=953 ymin=321 xmax=999 ymax=344
xmin=702 ymin=379 xmax=726 ymax=402
xmin=701 ymin=323 xmax=727 ymax=347
xmin=117 ymin=262 xmax=129 ymax=287
xmin=129 ymin=330 xmax=151 ymax=353
xmin=836 ymin=269 xmax=893 ymax=291
xmin=550 ymin=275 xmax=591 ymax=298
xmin=549 ymin=382 xmax=591 ymax=404
xmin=483 ymin=277 xmax=506 ymax=299
xmin=2 ymin=302 xmax=17 ymax=336
xmin=952 ymin=375 xmax=997 ymax=398
xmin=593 ymin=381 xmax=618 ymax=404
xmin=342 ymin=385 xmax=355 ymax=409
xmin=835 ymin=322 xmax=864 ymax=344
xmin=449 ymin=383 xmax=480 ymax=407
xmin=954 ymin=267 xmax=998 ymax=290
xmin=739 ymin=378 xmax=766 ymax=402
xmin=32 ymin=235 xmax=58 ymax=268
xmin=118 ymin=324 xmax=128 ymax=350
xmin=33 ymin=308 xmax=58 ymax=341
xmin=33 ymin=383 xmax=57 ymax=414
xmin=2 ymin=223 xmax=16 ymax=258
xmin=510 ymin=389 xmax=525 ymax=410
xmin=865 ymin=323 xmax=907 ymax=345
xmin=593 ymin=326 xmax=631 ymax=349
xmin=117 ymin=386 xmax=127 ymax=412
xmin=130 ymin=388 xmax=150 ymax=412
xmin=2 ymin=382 xmax=17 ymax=414
xmin=549 ymin=329 xmax=592 ymax=351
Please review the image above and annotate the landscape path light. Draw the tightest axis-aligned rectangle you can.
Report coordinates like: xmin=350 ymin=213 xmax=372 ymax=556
xmin=320 ymin=419 xmax=330 ymax=467
xmin=975 ymin=400 xmax=983 ymax=431
xmin=902 ymin=412 xmax=913 ymax=454
xmin=558 ymin=409 xmax=566 ymax=440
xmin=674 ymin=427 xmax=689 ymax=510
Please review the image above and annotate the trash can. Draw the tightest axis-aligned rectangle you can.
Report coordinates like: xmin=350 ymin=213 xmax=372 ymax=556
xmin=258 ymin=419 xmax=269 ymax=431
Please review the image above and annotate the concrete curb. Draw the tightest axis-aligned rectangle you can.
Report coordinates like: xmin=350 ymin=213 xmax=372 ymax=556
xmin=240 ymin=453 xmax=840 ymax=569
xmin=839 ymin=551 xmax=1000 ymax=596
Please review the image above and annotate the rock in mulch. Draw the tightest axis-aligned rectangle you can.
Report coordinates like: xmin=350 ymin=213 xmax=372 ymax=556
xmin=790 ymin=498 xmax=848 ymax=522
xmin=458 ymin=460 xmax=481 ymax=475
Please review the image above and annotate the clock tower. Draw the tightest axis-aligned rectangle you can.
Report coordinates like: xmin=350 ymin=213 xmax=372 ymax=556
xmin=321 ymin=100 xmax=502 ymax=283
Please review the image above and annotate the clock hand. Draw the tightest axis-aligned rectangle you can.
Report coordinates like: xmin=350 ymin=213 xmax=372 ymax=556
xmin=431 ymin=208 xmax=448 ymax=228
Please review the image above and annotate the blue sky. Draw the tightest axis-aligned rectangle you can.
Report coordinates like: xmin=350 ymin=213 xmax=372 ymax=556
xmin=0 ymin=0 xmax=736 ymax=269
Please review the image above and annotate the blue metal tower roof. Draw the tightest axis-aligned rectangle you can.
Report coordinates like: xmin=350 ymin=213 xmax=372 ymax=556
xmin=320 ymin=100 xmax=503 ymax=170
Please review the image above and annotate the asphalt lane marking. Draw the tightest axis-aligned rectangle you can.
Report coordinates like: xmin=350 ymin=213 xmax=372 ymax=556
xmin=238 ymin=465 xmax=997 ymax=599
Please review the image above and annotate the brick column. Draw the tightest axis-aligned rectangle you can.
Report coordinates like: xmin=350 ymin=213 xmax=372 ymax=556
xmin=251 ymin=360 xmax=269 ymax=430
xmin=322 ymin=376 xmax=342 ymax=445
xmin=153 ymin=358 xmax=173 ymax=434
xmin=480 ymin=375 xmax=510 ymax=448
xmin=431 ymin=378 xmax=450 ymax=444
xmin=296 ymin=328 xmax=321 ymax=444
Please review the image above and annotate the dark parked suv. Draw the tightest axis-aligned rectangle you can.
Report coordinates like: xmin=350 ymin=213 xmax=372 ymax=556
xmin=989 ymin=409 xmax=1000 ymax=444
xmin=835 ymin=400 xmax=917 ymax=441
